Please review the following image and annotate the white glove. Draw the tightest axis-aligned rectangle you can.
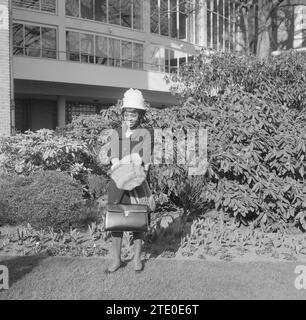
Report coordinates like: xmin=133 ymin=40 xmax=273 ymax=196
xmin=110 ymin=158 xmax=120 ymax=171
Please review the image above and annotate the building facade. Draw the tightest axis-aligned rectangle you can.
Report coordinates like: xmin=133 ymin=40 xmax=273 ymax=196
xmin=0 ymin=0 xmax=305 ymax=136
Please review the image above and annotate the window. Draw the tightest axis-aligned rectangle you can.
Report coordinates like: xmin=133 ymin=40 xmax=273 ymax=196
xmin=25 ymin=24 xmax=41 ymax=57
xmin=95 ymin=35 xmax=108 ymax=65
xmin=160 ymin=0 xmax=169 ymax=36
xmin=109 ymin=0 xmax=121 ymax=25
xmin=121 ymin=0 xmax=132 ymax=28
xmin=95 ymin=0 xmax=107 ymax=22
xmin=13 ymin=23 xmax=24 ymax=55
xmin=151 ymin=0 xmax=190 ymax=40
xmin=133 ymin=43 xmax=143 ymax=69
xmin=81 ymin=33 xmax=94 ymax=63
xmin=13 ymin=0 xmax=56 ymax=13
xmin=66 ymin=30 xmax=80 ymax=61
xmin=81 ymin=0 xmax=94 ymax=19
xmin=170 ymin=0 xmax=177 ymax=38
xmin=66 ymin=0 xmax=79 ymax=17
xmin=121 ymin=40 xmax=132 ymax=68
xmin=150 ymin=45 xmax=188 ymax=74
xmin=151 ymin=0 xmax=159 ymax=33
xmin=66 ymin=30 xmax=144 ymax=70
xmin=13 ymin=22 xmax=57 ymax=59
xmin=206 ymin=0 xmax=239 ymax=51
xmin=108 ymin=38 xmax=121 ymax=67
xmin=65 ymin=0 xmax=142 ymax=30
xmin=149 ymin=46 xmax=162 ymax=71
xmin=42 ymin=27 xmax=57 ymax=58
xmin=133 ymin=0 xmax=142 ymax=30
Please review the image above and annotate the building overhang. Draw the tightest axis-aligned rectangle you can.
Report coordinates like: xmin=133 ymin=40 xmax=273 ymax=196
xmin=13 ymin=56 xmax=172 ymax=93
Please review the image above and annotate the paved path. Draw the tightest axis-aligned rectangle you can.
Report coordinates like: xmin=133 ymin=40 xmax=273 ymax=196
xmin=0 ymin=256 xmax=305 ymax=300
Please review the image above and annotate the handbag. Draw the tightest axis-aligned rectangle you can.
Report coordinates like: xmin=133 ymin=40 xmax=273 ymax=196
xmin=104 ymin=189 xmax=149 ymax=232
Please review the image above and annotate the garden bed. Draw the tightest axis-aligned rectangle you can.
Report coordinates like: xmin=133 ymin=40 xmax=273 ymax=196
xmin=1 ymin=208 xmax=306 ymax=263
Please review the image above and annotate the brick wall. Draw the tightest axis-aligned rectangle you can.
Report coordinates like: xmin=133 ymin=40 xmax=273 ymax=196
xmin=0 ymin=0 xmax=11 ymax=136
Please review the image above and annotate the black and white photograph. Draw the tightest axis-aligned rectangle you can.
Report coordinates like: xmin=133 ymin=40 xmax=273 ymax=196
xmin=0 ymin=0 xmax=306 ymax=304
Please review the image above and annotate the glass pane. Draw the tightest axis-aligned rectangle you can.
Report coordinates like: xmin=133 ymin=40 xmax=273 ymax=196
xmin=179 ymin=1 xmax=186 ymax=40
xmin=81 ymin=33 xmax=94 ymax=63
xmin=13 ymin=0 xmax=40 ymax=10
xmin=25 ymin=25 xmax=41 ymax=57
xmin=207 ymin=8 xmax=211 ymax=48
xmin=108 ymin=38 xmax=121 ymax=67
xmin=132 ymin=43 xmax=143 ymax=69
xmin=42 ymin=27 xmax=57 ymax=59
xmin=95 ymin=35 xmax=108 ymax=65
xmin=224 ymin=18 xmax=229 ymax=51
xmin=213 ymin=12 xmax=218 ymax=49
xmin=121 ymin=40 xmax=132 ymax=68
xmin=66 ymin=0 xmax=79 ymax=17
xmin=149 ymin=46 xmax=160 ymax=71
xmin=13 ymin=23 xmax=24 ymax=55
xmin=41 ymin=0 xmax=56 ymax=13
xmin=81 ymin=0 xmax=94 ymax=19
xmin=159 ymin=47 xmax=166 ymax=72
xmin=219 ymin=14 xmax=224 ymax=50
xmin=165 ymin=48 xmax=170 ymax=73
xmin=150 ymin=0 xmax=159 ymax=33
xmin=170 ymin=0 xmax=177 ymax=38
xmin=133 ymin=0 xmax=142 ymax=30
xmin=121 ymin=0 xmax=132 ymax=28
xmin=160 ymin=0 xmax=169 ymax=36
xmin=225 ymin=0 xmax=229 ymax=19
xmin=170 ymin=50 xmax=178 ymax=73
xmin=230 ymin=23 xmax=235 ymax=51
xmin=213 ymin=0 xmax=218 ymax=13
xmin=109 ymin=0 xmax=121 ymax=25
xmin=95 ymin=0 xmax=107 ymax=22
xmin=66 ymin=31 xmax=80 ymax=61
xmin=219 ymin=0 xmax=223 ymax=15
xmin=177 ymin=51 xmax=186 ymax=68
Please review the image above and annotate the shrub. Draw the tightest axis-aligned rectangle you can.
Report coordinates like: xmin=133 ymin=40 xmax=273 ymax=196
xmin=0 ymin=129 xmax=109 ymax=197
xmin=0 ymin=171 xmax=99 ymax=231
xmin=46 ymin=50 xmax=306 ymax=232
xmin=157 ymin=50 xmax=306 ymax=231
xmin=89 ymin=50 xmax=306 ymax=231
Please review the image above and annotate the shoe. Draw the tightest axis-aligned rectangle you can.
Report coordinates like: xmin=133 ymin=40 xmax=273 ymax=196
xmin=134 ymin=261 xmax=144 ymax=274
xmin=104 ymin=262 xmax=122 ymax=274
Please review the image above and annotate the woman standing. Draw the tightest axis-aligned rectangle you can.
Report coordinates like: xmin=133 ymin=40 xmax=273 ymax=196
xmin=106 ymin=88 xmax=154 ymax=274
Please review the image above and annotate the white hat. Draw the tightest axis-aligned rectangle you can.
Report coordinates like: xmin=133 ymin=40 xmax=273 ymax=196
xmin=121 ymin=88 xmax=147 ymax=111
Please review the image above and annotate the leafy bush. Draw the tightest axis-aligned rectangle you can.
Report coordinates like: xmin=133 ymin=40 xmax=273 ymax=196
xmin=86 ymin=50 xmax=306 ymax=231
xmin=31 ymin=50 xmax=305 ymax=232
xmin=0 ymin=129 xmax=109 ymax=197
xmin=169 ymin=49 xmax=306 ymax=110
xmin=157 ymin=50 xmax=306 ymax=231
xmin=0 ymin=171 xmax=99 ymax=231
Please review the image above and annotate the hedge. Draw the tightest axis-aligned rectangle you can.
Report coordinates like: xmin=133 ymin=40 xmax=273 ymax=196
xmin=0 ymin=170 xmax=100 ymax=231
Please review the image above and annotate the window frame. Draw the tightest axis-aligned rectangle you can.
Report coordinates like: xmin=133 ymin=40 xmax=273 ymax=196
xmin=65 ymin=0 xmax=143 ymax=31
xmin=13 ymin=21 xmax=58 ymax=59
xmin=12 ymin=0 xmax=57 ymax=14
xmin=66 ymin=28 xmax=144 ymax=69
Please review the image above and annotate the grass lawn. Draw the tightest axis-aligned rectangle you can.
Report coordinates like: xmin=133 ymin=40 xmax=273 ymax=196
xmin=0 ymin=255 xmax=305 ymax=300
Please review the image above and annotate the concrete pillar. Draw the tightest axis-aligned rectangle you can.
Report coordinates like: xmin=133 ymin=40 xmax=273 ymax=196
xmin=57 ymin=0 xmax=66 ymax=61
xmin=0 ymin=0 xmax=11 ymax=136
xmin=143 ymin=0 xmax=151 ymax=71
xmin=57 ymin=96 xmax=66 ymax=128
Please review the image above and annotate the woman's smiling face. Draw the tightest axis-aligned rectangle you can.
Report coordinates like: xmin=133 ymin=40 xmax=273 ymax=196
xmin=123 ymin=108 xmax=140 ymax=129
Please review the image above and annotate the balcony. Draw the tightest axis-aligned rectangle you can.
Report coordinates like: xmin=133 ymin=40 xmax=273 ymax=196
xmin=13 ymin=52 xmax=171 ymax=93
